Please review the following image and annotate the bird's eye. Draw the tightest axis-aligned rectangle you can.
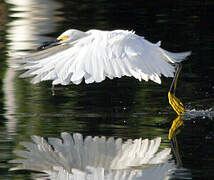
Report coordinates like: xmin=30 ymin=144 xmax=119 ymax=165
xmin=57 ymin=35 xmax=69 ymax=41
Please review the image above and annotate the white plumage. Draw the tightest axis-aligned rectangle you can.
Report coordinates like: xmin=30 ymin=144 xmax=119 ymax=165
xmin=15 ymin=29 xmax=191 ymax=85
xmin=10 ymin=132 xmax=174 ymax=180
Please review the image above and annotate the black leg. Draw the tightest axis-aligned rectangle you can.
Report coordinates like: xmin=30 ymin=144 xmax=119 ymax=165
xmin=168 ymin=63 xmax=184 ymax=115
xmin=169 ymin=63 xmax=182 ymax=94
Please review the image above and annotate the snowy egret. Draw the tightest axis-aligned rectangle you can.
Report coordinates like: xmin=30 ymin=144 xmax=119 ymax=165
xmin=10 ymin=132 xmax=174 ymax=180
xmin=14 ymin=29 xmax=191 ymax=115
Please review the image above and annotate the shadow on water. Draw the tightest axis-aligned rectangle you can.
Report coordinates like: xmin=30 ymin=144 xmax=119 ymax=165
xmin=0 ymin=0 xmax=213 ymax=179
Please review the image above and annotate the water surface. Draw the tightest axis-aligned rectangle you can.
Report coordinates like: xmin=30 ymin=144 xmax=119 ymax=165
xmin=0 ymin=0 xmax=213 ymax=179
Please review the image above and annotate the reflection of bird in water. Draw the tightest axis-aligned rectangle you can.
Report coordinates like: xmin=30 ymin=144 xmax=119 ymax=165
xmin=10 ymin=132 xmax=174 ymax=180
xmin=13 ymin=29 xmax=191 ymax=115
xmin=169 ymin=108 xmax=214 ymax=140
xmin=169 ymin=109 xmax=213 ymax=180
xmin=168 ymin=108 xmax=214 ymax=175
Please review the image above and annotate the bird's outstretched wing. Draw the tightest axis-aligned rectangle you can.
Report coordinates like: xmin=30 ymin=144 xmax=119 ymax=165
xmin=10 ymin=132 xmax=174 ymax=180
xmin=14 ymin=30 xmax=191 ymax=85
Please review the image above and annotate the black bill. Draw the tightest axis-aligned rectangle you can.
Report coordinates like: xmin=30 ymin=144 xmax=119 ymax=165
xmin=37 ymin=39 xmax=61 ymax=50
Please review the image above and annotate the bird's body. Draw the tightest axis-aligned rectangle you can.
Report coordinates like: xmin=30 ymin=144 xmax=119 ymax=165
xmin=14 ymin=29 xmax=191 ymax=115
xmin=15 ymin=29 xmax=191 ymax=86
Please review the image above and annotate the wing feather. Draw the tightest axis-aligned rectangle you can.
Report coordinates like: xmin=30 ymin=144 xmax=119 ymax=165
xmin=15 ymin=30 xmax=191 ymax=85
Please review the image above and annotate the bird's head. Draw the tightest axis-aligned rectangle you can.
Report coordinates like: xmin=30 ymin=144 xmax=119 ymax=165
xmin=37 ymin=29 xmax=87 ymax=50
xmin=57 ymin=29 xmax=87 ymax=43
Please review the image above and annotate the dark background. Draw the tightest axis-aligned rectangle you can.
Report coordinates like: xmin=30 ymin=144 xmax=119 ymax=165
xmin=0 ymin=0 xmax=213 ymax=179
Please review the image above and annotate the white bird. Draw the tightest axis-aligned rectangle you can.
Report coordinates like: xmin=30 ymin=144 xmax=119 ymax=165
xmin=10 ymin=132 xmax=174 ymax=180
xmin=15 ymin=29 xmax=191 ymax=86
xmin=14 ymin=29 xmax=191 ymax=115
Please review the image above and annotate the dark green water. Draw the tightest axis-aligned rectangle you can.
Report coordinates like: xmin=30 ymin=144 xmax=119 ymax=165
xmin=0 ymin=0 xmax=213 ymax=179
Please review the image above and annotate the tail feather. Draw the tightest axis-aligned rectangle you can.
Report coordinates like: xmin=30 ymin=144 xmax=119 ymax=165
xmin=159 ymin=48 xmax=191 ymax=63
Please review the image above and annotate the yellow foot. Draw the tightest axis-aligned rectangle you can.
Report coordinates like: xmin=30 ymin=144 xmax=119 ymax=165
xmin=168 ymin=116 xmax=184 ymax=139
xmin=168 ymin=92 xmax=185 ymax=115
